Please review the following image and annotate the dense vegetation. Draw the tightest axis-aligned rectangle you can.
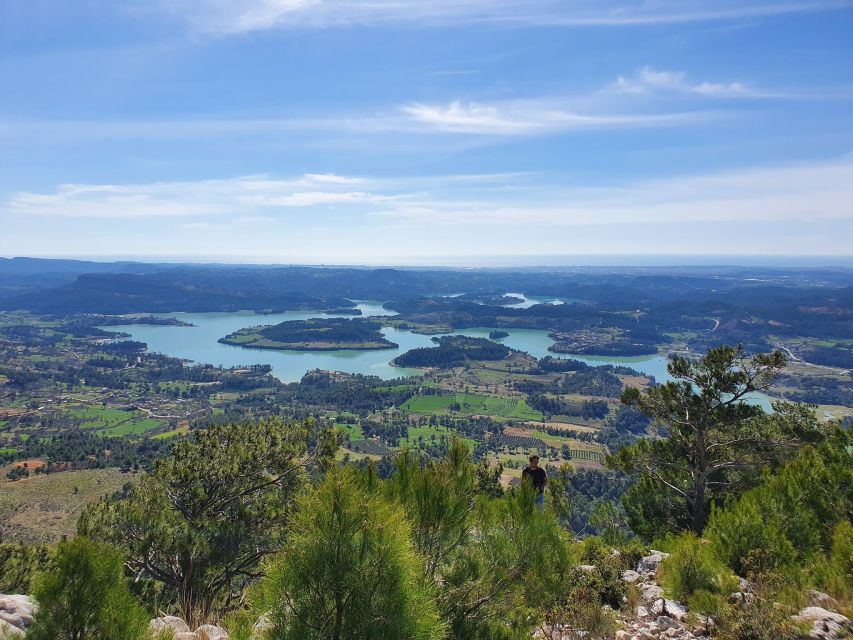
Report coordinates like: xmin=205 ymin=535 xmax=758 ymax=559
xmin=393 ymin=335 xmax=512 ymax=368
xmin=220 ymin=318 xmax=397 ymax=350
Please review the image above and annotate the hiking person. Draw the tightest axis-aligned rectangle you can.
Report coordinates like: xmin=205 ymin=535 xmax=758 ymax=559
xmin=522 ymin=454 xmax=548 ymax=510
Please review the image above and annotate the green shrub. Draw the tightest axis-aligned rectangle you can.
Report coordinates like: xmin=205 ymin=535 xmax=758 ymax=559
xmin=0 ymin=542 xmax=51 ymax=594
xmin=575 ymin=537 xmax=626 ymax=609
xmin=658 ymin=532 xmax=737 ymax=601
xmin=27 ymin=537 xmax=149 ymax=640
xmin=813 ymin=520 xmax=853 ymax=602
xmin=249 ymin=468 xmax=445 ymax=640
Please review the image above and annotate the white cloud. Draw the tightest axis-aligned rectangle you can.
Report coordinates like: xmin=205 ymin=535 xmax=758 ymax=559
xmin=614 ymin=66 xmax=778 ymax=98
xmin=162 ymin=0 xmax=853 ymax=33
xmin=7 ymin=160 xmax=852 ymax=228
xmin=400 ymin=99 xmax=704 ymax=135
xmin=5 ymin=173 xmax=388 ymax=218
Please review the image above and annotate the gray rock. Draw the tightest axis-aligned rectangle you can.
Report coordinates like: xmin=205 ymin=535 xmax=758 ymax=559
xmin=150 ymin=615 xmax=191 ymax=634
xmin=195 ymin=624 xmax=229 ymax=640
xmin=635 ymin=605 xmax=649 ymax=618
xmin=637 ymin=550 xmax=671 ymax=574
xmin=656 ymin=615 xmax=681 ymax=631
xmin=794 ymin=607 xmax=853 ymax=640
xmin=174 ymin=634 xmax=199 ymax=640
xmin=808 ymin=590 xmax=840 ymax=612
xmin=575 ymin=564 xmax=597 ymax=572
xmin=622 ymin=569 xmax=642 ymax=583
xmin=651 ymin=598 xmax=688 ymax=621
xmin=0 ymin=595 xmax=35 ymax=632
xmin=639 ymin=583 xmax=664 ymax=602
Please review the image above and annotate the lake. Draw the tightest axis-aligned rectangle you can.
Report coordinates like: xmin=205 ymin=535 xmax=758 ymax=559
xmin=106 ymin=301 xmax=771 ymax=410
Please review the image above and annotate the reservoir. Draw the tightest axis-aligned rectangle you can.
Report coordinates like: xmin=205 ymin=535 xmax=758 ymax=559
xmin=108 ymin=303 xmax=670 ymax=382
xmin=107 ymin=301 xmax=771 ymax=410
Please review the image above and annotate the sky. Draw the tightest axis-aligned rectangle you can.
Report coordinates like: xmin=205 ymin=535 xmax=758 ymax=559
xmin=1 ymin=0 xmax=852 ymax=265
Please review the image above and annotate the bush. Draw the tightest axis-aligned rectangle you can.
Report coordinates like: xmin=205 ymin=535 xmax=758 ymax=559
xmin=658 ymin=532 xmax=737 ymax=602
xmin=575 ymin=537 xmax=626 ymax=609
xmin=813 ymin=520 xmax=853 ymax=602
xmin=706 ymin=434 xmax=853 ymax=578
xmin=0 ymin=542 xmax=51 ymax=593
xmin=27 ymin=537 xmax=148 ymax=640
xmin=249 ymin=468 xmax=445 ymax=640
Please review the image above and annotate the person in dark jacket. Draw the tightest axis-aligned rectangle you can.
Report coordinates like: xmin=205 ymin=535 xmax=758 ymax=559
xmin=521 ymin=454 xmax=548 ymax=510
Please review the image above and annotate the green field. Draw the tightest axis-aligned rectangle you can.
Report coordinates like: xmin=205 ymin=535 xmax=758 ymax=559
xmin=402 ymin=393 xmax=543 ymax=420
xmin=152 ymin=426 xmax=189 ymax=440
xmin=71 ymin=406 xmax=162 ymax=437
xmin=335 ymin=422 xmax=364 ymax=441
xmin=97 ymin=418 xmax=162 ymax=437
xmin=399 ymin=425 xmax=476 ymax=450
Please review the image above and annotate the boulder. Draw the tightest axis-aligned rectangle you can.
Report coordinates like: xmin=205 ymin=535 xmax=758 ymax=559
xmin=635 ymin=605 xmax=649 ymax=618
xmin=196 ymin=624 xmax=229 ymax=640
xmin=149 ymin=615 xmax=191 ymax=634
xmin=650 ymin=598 xmax=688 ymax=621
xmin=0 ymin=619 xmax=25 ymax=639
xmin=637 ymin=551 xmax=670 ymax=574
xmin=174 ymin=634 xmax=199 ymax=640
xmin=639 ymin=583 xmax=664 ymax=602
xmin=793 ymin=607 xmax=852 ymax=640
xmin=0 ymin=595 xmax=35 ymax=632
xmin=656 ymin=615 xmax=681 ymax=631
xmin=622 ymin=569 xmax=642 ymax=584
xmin=808 ymin=590 xmax=840 ymax=612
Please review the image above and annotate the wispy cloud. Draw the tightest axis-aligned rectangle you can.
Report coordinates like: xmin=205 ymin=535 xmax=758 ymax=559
xmin=5 ymin=173 xmax=389 ymax=218
xmin=8 ymin=160 xmax=852 ymax=228
xmin=162 ymin=0 xmax=853 ymax=33
xmin=400 ymin=99 xmax=706 ymax=135
xmin=613 ymin=66 xmax=783 ymax=98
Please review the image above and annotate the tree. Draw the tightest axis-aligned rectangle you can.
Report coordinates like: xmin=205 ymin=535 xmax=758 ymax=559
xmin=27 ymin=537 xmax=148 ymax=640
xmin=390 ymin=440 xmax=573 ymax=639
xmin=248 ymin=467 xmax=446 ymax=640
xmin=610 ymin=345 xmax=824 ymax=536
xmin=79 ymin=417 xmax=335 ymax=625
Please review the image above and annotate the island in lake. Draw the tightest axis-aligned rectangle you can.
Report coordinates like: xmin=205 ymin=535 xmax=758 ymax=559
xmin=218 ymin=318 xmax=398 ymax=351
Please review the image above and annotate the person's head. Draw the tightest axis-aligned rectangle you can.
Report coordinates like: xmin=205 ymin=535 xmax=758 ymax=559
xmin=529 ymin=454 xmax=540 ymax=469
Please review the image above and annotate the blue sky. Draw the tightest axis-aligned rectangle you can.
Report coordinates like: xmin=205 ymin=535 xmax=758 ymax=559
xmin=1 ymin=0 xmax=852 ymax=264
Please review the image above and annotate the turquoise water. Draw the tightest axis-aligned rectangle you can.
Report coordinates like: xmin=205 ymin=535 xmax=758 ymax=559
xmin=105 ymin=302 xmax=771 ymax=410
xmin=108 ymin=307 xmax=671 ymax=383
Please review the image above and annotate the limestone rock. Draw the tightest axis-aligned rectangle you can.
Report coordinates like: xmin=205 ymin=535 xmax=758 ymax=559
xmin=0 ymin=595 xmax=35 ymax=632
xmin=639 ymin=583 xmax=664 ymax=602
xmin=794 ymin=607 xmax=852 ymax=640
xmin=808 ymin=590 xmax=840 ymax=612
xmin=656 ymin=615 xmax=681 ymax=631
xmin=0 ymin=619 xmax=25 ymax=639
xmin=622 ymin=569 xmax=642 ymax=583
xmin=637 ymin=551 xmax=671 ymax=574
xmin=196 ymin=624 xmax=229 ymax=640
xmin=150 ymin=615 xmax=191 ymax=634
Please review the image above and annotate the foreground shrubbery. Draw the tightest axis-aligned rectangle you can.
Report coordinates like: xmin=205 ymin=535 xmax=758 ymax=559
xmin=27 ymin=537 xmax=149 ymax=640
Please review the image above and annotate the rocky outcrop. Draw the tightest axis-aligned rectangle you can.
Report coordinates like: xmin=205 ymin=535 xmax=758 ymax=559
xmin=636 ymin=551 xmax=670 ymax=575
xmin=148 ymin=616 xmax=230 ymax=640
xmin=793 ymin=607 xmax=853 ymax=640
xmin=0 ymin=595 xmax=34 ymax=636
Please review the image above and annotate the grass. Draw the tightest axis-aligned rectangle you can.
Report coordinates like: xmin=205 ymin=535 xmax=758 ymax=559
xmin=97 ymin=418 xmax=162 ymax=437
xmin=399 ymin=425 xmax=476 ymax=450
xmin=0 ymin=448 xmax=17 ymax=455
xmin=0 ymin=468 xmax=139 ymax=543
xmin=402 ymin=393 xmax=543 ymax=420
xmin=335 ymin=422 xmax=364 ymax=441
xmin=152 ymin=425 xmax=190 ymax=440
